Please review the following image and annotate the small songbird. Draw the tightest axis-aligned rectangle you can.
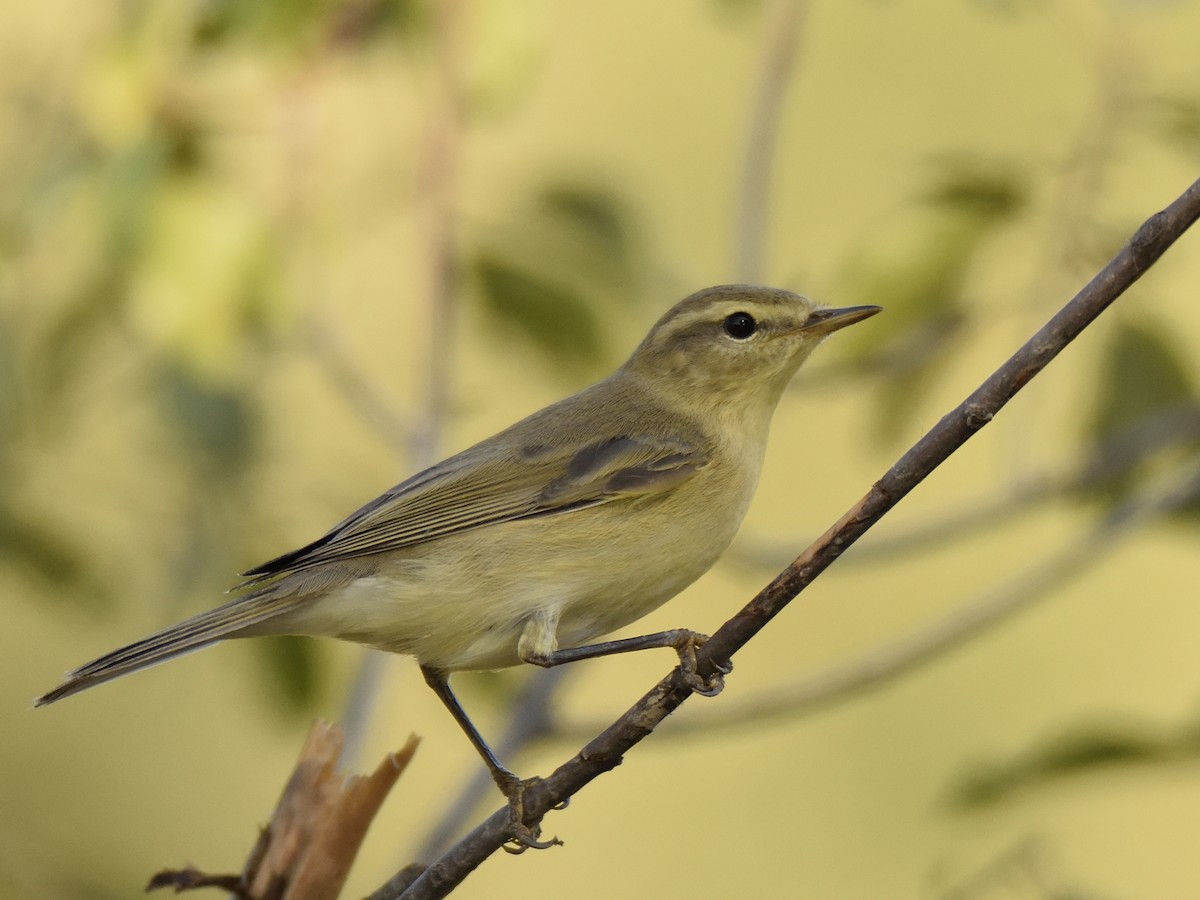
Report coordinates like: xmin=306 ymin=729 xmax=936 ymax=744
xmin=37 ymin=284 xmax=879 ymax=847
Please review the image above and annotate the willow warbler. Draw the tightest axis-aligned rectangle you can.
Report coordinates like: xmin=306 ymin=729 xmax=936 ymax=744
xmin=38 ymin=284 xmax=879 ymax=846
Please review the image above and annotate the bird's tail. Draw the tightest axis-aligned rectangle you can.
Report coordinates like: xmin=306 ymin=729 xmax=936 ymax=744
xmin=35 ymin=589 xmax=302 ymax=706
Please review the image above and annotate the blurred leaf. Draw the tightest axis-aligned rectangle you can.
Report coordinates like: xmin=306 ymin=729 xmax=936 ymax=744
xmin=968 ymin=0 xmax=1052 ymax=16
xmin=191 ymin=0 xmax=334 ymax=48
xmin=329 ymin=0 xmax=434 ymax=48
xmin=837 ymin=160 xmax=1029 ymax=440
xmin=255 ymin=635 xmax=324 ymax=715
xmin=949 ymin=722 xmax=1171 ymax=809
xmin=459 ymin=667 xmax=526 ymax=704
xmin=152 ymin=95 xmax=207 ymax=176
xmin=469 ymin=180 xmax=648 ymax=379
xmin=153 ymin=359 xmax=259 ymax=481
xmin=236 ymin=234 xmax=287 ymax=347
xmin=0 ymin=310 xmax=18 ymax=444
xmin=707 ymin=0 xmax=766 ymax=21
xmin=0 ymin=505 xmax=89 ymax=595
xmin=527 ymin=180 xmax=643 ymax=299
xmin=919 ymin=158 xmax=1028 ymax=223
xmin=539 ymin=184 xmax=625 ymax=251
xmin=474 ymin=256 xmax=605 ymax=374
xmin=1083 ymin=317 xmax=1198 ymax=505
xmin=191 ymin=0 xmax=429 ymax=50
xmin=102 ymin=138 xmax=170 ymax=262
xmin=30 ymin=268 xmax=128 ymax=408
xmin=1147 ymin=94 xmax=1200 ymax=162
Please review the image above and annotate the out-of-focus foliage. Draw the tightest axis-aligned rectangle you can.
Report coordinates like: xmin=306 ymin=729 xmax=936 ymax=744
xmin=1149 ymin=95 xmax=1200 ymax=162
xmin=190 ymin=0 xmax=432 ymax=50
xmin=836 ymin=161 xmax=1028 ymax=440
xmin=256 ymin=635 xmax=328 ymax=716
xmin=950 ymin=714 xmax=1199 ymax=809
xmin=4 ymin=1 xmax=1200 ymax=898
xmin=1 ymin=0 xmax=656 ymax=711
xmin=472 ymin=182 xmax=647 ymax=377
xmin=1082 ymin=318 xmax=1200 ymax=514
xmin=154 ymin=359 xmax=259 ymax=480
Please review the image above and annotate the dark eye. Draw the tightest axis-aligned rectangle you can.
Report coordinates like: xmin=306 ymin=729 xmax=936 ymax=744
xmin=723 ymin=312 xmax=757 ymax=340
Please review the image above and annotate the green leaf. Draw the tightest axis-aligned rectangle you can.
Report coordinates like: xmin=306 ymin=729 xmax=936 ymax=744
xmin=836 ymin=159 xmax=1029 ymax=441
xmin=468 ymin=180 xmax=649 ymax=379
xmin=919 ymin=158 xmax=1028 ymax=224
xmin=1147 ymin=94 xmax=1200 ymax=162
xmin=0 ymin=505 xmax=88 ymax=594
xmin=31 ymin=269 xmax=128 ymax=408
xmin=538 ymin=185 xmax=633 ymax=274
xmin=1083 ymin=317 xmax=1198 ymax=504
xmin=707 ymin=0 xmax=766 ymax=21
xmin=191 ymin=0 xmax=429 ymax=50
xmin=473 ymin=255 xmax=604 ymax=373
xmin=255 ymin=635 xmax=324 ymax=715
xmin=153 ymin=360 xmax=259 ymax=481
xmin=950 ymin=722 xmax=1169 ymax=809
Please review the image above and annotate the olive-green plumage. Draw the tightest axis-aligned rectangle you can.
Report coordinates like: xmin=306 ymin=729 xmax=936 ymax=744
xmin=38 ymin=285 xmax=878 ymax=712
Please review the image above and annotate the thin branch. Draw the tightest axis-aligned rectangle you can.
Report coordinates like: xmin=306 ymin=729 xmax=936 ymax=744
xmin=732 ymin=399 xmax=1200 ymax=569
xmin=563 ymin=458 xmax=1200 ymax=740
xmin=341 ymin=0 xmax=465 ymax=766
xmin=306 ymin=316 xmax=411 ymax=449
xmin=735 ymin=0 xmax=808 ymax=282
xmin=383 ymin=177 xmax=1200 ymax=899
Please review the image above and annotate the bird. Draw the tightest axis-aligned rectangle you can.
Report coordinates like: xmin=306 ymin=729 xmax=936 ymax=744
xmin=37 ymin=284 xmax=879 ymax=848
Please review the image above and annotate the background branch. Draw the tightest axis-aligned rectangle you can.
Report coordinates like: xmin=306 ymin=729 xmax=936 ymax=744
xmin=734 ymin=0 xmax=807 ymax=283
xmin=340 ymin=0 xmax=466 ymax=767
xmin=591 ymin=457 xmax=1200 ymax=738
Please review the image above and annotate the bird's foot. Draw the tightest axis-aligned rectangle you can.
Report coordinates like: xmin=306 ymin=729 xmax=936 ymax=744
xmin=495 ymin=774 xmax=563 ymax=854
xmin=673 ymin=632 xmax=733 ymax=697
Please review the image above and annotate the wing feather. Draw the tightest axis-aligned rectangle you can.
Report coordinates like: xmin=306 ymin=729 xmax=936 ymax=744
xmin=241 ymin=432 xmax=708 ymax=582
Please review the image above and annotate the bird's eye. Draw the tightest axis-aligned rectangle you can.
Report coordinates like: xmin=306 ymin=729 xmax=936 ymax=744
xmin=723 ymin=312 xmax=757 ymax=340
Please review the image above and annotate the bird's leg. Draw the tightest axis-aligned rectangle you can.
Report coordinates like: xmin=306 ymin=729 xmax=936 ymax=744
xmin=518 ymin=611 xmax=732 ymax=697
xmin=419 ymin=665 xmax=561 ymax=852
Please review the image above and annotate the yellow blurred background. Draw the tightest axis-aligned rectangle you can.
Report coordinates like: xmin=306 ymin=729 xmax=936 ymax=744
xmin=4 ymin=1 xmax=1200 ymax=898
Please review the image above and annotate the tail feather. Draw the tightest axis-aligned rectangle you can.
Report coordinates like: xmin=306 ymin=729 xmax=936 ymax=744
xmin=35 ymin=589 xmax=302 ymax=707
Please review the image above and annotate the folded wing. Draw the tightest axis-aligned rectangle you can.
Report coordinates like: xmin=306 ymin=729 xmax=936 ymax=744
xmin=241 ymin=433 xmax=709 ymax=582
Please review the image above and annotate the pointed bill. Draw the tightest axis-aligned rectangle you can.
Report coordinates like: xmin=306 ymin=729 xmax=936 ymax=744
xmin=800 ymin=305 xmax=882 ymax=336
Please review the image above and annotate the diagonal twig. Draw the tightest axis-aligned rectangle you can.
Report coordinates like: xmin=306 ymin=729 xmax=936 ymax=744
xmin=735 ymin=0 xmax=808 ymax=283
xmin=604 ymin=458 xmax=1200 ymax=738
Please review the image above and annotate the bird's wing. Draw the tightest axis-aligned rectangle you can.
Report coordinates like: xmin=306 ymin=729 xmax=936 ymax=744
xmin=241 ymin=433 xmax=708 ymax=581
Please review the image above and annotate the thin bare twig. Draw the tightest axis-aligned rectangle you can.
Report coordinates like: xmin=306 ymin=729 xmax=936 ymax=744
xmin=341 ymin=0 xmax=466 ymax=766
xmin=307 ymin=318 xmax=411 ymax=449
xmin=735 ymin=0 xmax=808 ymax=282
xmin=732 ymin=399 xmax=1200 ymax=569
xmin=561 ymin=458 xmax=1200 ymax=740
xmin=385 ymin=178 xmax=1200 ymax=900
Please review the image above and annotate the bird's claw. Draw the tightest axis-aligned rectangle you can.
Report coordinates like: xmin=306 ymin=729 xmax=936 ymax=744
xmin=501 ymin=776 xmax=564 ymax=854
xmin=675 ymin=632 xmax=731 ymax=697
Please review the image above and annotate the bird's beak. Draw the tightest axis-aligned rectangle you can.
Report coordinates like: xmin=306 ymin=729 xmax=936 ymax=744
xmin=800 ymin=305 xmax=882 ymax=336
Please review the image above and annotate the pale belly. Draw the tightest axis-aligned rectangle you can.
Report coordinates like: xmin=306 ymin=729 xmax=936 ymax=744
xmin=271 ymin=492 xmax=742 ymax=672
